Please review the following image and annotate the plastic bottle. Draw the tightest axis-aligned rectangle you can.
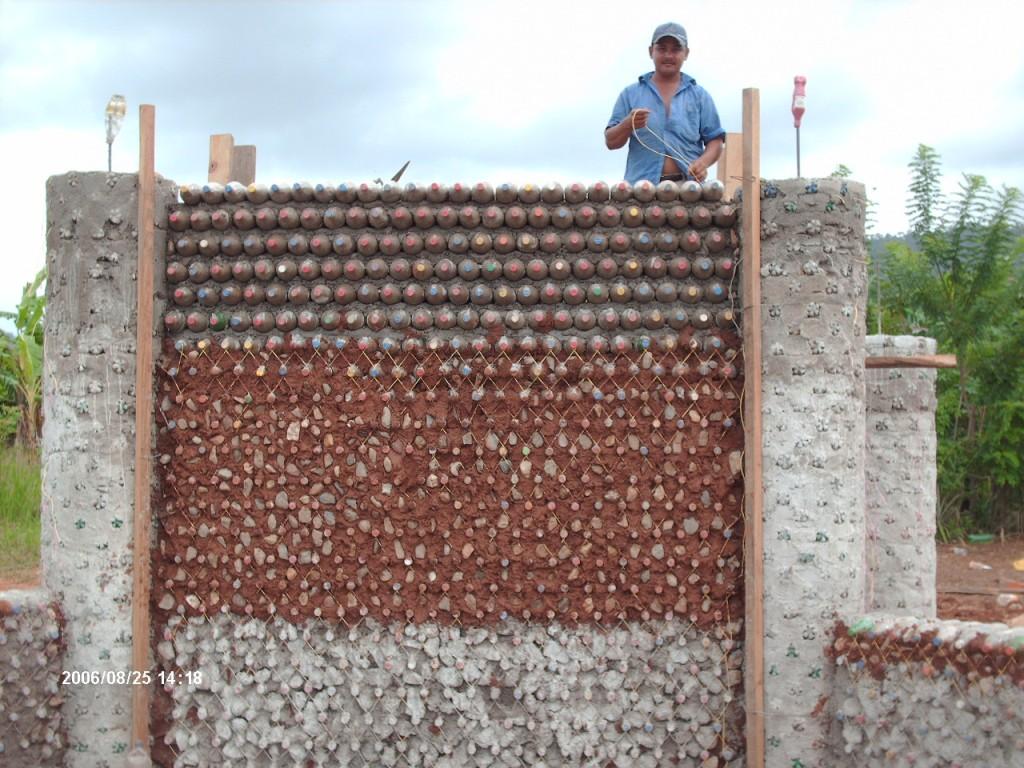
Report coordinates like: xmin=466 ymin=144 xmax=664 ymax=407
xmin=495 ymin=183 xmax=518 ymax=204
xmin=633 ymin=179 xmax=656 ymax=203
xmin=313 ymin=183 xmax=336 ymax=203
xmin=269 ymin=183 xmax=292 ymax=203
xmin=224 ymin=181 xmax=247 ymax=203
xmin=425 ymin=182 xmax=447 ymax=203
xmin=356 ymin=182 xmax=379 ymax=203
xmin=449 ymin=182 xmax=471 ymax=203
xmin=200 ymin=182 xmax=225 ymax=204
xmin=472 ymin=182 xmax=494 ymax=204
xmin=246 ymin=183 xmax=270 ymax=204
xmin=541 ymin=182 xmax=564 ymax=204
xmin=403 ymin=183 xmax=427 ymax=203
xmin=564 ymin=182 xmax=587 ymax=204
xmin=179 ymin=184 xmax=202 ymax=205
xmin=335 ymin=182 xmax=357 ymax=203
xmin=518 ymin=183 xmax=541 ymax=204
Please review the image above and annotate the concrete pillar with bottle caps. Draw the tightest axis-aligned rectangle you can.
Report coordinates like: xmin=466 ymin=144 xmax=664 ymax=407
xmin=42 ymin=171 xmax=175 ymax=765
xmin=864 ymin=334 xmax=939 ymax=618
xmin=755 ymin=177 xmax=869 ymax=767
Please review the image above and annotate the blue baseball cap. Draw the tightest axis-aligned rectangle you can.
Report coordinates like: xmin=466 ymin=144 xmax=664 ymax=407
xmin=652 ymin=22 xmax=688 ymax=47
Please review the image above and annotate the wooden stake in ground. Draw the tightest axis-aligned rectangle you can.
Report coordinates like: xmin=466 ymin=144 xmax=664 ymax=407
xmin=130 ymin=103 xmax=157 ymax=761
xmin=740 ymin=87 xmax=765 ymax=768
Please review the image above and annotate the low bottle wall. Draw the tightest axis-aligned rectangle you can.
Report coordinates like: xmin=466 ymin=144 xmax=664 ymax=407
xmin=0 ymin=589 xmax=65 ymax=767
xmin=829 ymin=615 xmax=1024 ymax=767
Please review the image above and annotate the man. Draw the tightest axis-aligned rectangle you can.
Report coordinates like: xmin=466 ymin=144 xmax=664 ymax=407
xmin=605 ymin=22 xmax=725 ymax=184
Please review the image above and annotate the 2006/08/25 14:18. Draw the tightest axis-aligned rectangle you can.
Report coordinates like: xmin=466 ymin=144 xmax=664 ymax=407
xmin=61 ymin=669 xmax=203 ymax=685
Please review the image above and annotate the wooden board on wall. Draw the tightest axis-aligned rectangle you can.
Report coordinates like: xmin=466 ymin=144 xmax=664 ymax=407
xmin=230 ymin=145 xmax=257 ymax=185
xmin=208 ymin=133 xmax=234 ymax=184
xmin=740 ymin=88 xmax=765 ymax=768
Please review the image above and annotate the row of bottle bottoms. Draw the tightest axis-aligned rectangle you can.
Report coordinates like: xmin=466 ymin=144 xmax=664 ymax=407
xmin=166 ymin=329 xmax=738 ymax=356
xmin=178 ymin=179 xmax=729 ymax=207
xmin=168 ymin=203 xmax=736 ymax=233
xmin=169 ymin=278 xmax=734 ymax=309
xmin=164 ymin=305 xmax=739 ymax=335
xmin=168 ymin=229 xmax=735 ymax=261
xmin=168 ymin=253 xmax=734 ymax=285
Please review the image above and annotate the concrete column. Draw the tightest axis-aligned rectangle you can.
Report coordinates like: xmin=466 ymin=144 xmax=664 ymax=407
xmin=42 ymin=172 xmax=174 ymax=763
xmin=756 ymin=178 xmax=868 ymax=768
xmin=864 ymin=335 xmax=938 ymax=617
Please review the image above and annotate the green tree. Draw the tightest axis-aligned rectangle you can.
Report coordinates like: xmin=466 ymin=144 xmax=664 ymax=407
xmin=880 ymin=145 xmax=1024 ymax=533
xmin=829 ymin=163 xmax=853 ymax=179
xmin=0 ymin=268 xmax=46 ymax=449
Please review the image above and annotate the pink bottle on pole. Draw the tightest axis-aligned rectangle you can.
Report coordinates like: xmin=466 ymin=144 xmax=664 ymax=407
xmin=792 ymin=76 xmax=807 ymax=128
xmin=792 ymin=75 xmax=807 ymax=176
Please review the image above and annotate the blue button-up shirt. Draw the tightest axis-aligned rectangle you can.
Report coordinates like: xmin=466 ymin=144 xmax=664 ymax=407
xmin=607 ymin=72 xmax=725 ymax=184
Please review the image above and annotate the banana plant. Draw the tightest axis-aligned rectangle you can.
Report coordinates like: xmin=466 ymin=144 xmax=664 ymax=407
xmin=0 ymin=268 xmax=46 ymax=449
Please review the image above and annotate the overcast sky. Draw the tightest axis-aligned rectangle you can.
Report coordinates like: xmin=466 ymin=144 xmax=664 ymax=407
xmin=2 ymin=0 xmax=1022 ymax=330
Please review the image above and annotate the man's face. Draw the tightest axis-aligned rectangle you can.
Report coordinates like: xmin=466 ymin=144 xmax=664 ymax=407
xmin=649 ymin=37 xmax=688 ymax=76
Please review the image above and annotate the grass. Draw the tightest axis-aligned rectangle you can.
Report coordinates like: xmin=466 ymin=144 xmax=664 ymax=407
xmin=0 ymin=444 xmax=41 ymax=583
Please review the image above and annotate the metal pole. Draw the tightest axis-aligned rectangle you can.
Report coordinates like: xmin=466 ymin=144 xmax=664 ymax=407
xmin=796 ymin=127 xmax=801 ymax=178
xmin=107 ymin=142 xmax=113 ymax=173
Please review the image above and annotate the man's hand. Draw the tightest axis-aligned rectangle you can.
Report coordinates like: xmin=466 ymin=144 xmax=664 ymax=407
xmin=629 ymin=108 xmax=651 ymax=131
xmin=606 ymin=108 xmax=652 ymax=150
xmin=687 ymin=157 xmax=709 ymax=182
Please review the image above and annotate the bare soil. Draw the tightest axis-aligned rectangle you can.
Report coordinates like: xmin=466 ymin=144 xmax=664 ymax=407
xmin=937 ymin=535 xmax=1024 ymax=625
xmin=0 ymin=564 xmax=40 ymax=592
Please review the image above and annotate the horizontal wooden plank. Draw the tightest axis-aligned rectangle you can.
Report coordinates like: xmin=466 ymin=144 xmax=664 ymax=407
xmin=866 ymin=354 xmax=957 ymax=369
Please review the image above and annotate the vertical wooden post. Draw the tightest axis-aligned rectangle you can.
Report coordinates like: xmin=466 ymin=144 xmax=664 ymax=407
xmin=740 ymin=88 xmax=765 ymax=768
xmin=208 ymin=133 xmax=234 ymax=184
xmin=230 ymin=145 xmax=257 ymax=185
xmin=131 ymin=103 xmax=157 ymax=756
xmin=716 ymin=131 xmax=744 ymax=200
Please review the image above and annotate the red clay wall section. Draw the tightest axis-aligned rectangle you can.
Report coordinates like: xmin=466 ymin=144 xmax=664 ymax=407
xmin=154 ymin=179 xmax=744 ymax=629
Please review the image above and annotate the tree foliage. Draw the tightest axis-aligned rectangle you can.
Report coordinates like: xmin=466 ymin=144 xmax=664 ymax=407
xmin=878 ymin=145 xmax=1024 ymax=534
xmin=0 ymin=269 xmax=46 ymax=448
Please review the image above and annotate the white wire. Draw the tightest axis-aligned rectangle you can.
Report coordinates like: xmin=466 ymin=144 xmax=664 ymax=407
xmin=630 ymin=110 xmax=692 ymax=177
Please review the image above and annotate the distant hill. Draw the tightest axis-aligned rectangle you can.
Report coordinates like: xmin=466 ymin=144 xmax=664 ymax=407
xmin=868 ymin=233 xmax=916 ymax=268
xmin=868 ymin=226 xmax=1023 ymax=269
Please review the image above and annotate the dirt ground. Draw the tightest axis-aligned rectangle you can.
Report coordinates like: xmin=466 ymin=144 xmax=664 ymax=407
xmin=937 ymin=535 xmax=1024 ymax=625
xmin=0 ymin=563 xmax=40 ymax=591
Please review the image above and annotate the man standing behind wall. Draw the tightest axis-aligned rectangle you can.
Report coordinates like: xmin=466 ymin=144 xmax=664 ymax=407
xmin=605 ymin=22 xmax=725 ymax=183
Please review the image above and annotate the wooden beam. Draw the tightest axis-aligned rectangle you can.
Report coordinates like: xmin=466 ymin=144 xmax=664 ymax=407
xmin=716 ymin=131 xmax=744 ymax=200
xmin=131 ymin=103 xmax=157 ymax=756
xmin=230 ymin=145 xmax=257 ymax=185
xmin=866 ymin=354 xmax=957 ymax=369
xmin=740 ymin=88 xmax=765 ymax=768
xmin=208 ymin=133 xmax=234 ymax=184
